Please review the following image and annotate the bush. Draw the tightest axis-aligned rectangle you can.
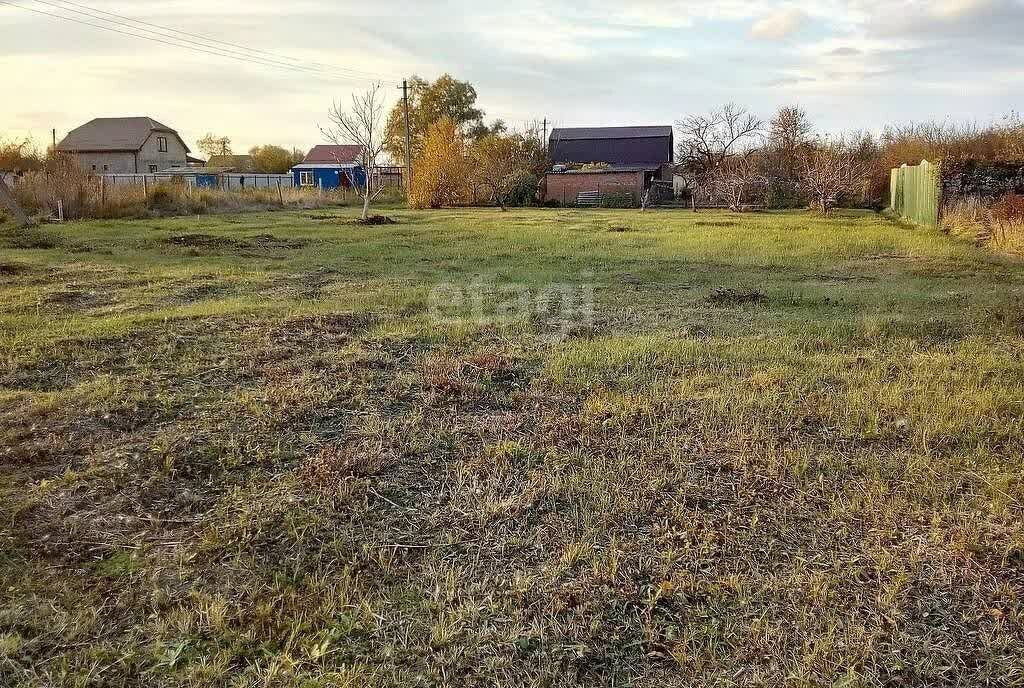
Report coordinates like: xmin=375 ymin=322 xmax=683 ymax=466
xmin=148 ymin=185 xmax=177 ymax=211
xmin=502 ymin=170 xmax=538 ymax=207
xmin=599 ymin=191 xmax=635 ymax=208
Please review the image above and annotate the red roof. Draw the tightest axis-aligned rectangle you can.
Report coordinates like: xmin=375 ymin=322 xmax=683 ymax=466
xmin=303 ymin=144 xmax=363 ymax=164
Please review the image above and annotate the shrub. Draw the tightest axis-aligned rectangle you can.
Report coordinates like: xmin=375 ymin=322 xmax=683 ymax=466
xmin=502 ymin=170 xmax=538 ymax=207
xmin=599 ymin=191 xmax=635 ymax=208
xmin=147 ymin=185 xmax=177 ymax=211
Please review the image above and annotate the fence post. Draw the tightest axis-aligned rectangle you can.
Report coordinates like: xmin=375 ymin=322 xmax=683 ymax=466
xmin=277 ymin=179 xmax=284 ymax=206
xmin=100 ymin=175 xmax=106 ymax=209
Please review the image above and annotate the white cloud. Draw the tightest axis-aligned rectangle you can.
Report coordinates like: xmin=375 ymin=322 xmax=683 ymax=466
xmin=750 ymin=8 xmax=806 ymax=39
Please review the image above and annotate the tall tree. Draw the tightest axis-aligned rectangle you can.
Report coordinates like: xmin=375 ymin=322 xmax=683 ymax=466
xmin=764 ymin=105 xmax=814 ymax=206
xmin=409 ymin=118 xmax=470 ymax=209
xmin=197 ymin=133 xmax=232 ymax=159
xmin=385 ymin=74 xmax=485 ymax=163
xmin=249 ymin=145 xmax=304 ymax=174
xmin=675 ymin=104 xmax=763 ymax=210
xmin=321 ymin=83 xmax=390 ymax=221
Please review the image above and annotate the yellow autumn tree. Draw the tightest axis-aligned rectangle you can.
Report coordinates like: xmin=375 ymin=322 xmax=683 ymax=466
xmin=409 ymin=117 xmax=470 ymax=209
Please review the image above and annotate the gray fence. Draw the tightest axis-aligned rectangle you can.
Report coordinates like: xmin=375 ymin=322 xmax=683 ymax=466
xmin=97 ymin=173 xmax=294 ymax=189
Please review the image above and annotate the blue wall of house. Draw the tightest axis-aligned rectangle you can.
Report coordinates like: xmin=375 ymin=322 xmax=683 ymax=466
xmin=292 ymin=166 xmax=366 ymax=190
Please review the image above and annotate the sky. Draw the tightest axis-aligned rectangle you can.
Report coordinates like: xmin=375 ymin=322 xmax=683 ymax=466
xmin=2 ymin=0 xmax=1022 ymax=159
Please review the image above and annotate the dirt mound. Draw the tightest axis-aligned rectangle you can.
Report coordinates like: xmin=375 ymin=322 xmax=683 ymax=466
xmin=705 ymin=286 xmax=766 ymax=306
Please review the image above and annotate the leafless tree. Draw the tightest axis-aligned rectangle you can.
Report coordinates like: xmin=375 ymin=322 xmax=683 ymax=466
xmin=707 ymin=153 xmax=767 ymax=211
xmin=321 ymin=83 xmax=390 ymax=221
xmin=675 ymin=104 xmax=764 ymax=211
xmin=800 ymin=139 xmax=870 ymax=214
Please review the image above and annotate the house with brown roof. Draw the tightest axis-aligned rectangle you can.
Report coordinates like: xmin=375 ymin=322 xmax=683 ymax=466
xmin=57 ymin=117 xmax=192 ymax=174
xmin=543 ymin=126 xmax=674 ymax=206
xmin=290 ymin=145 xmax=365 ymax=190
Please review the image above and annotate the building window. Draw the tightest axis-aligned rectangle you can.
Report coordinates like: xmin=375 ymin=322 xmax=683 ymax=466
xmin=103 ymin=164 xmax=109 ymax=171
xmin=91 ymin=164 xmax=97 ymax=171
xmin=149 ymin=165 xmax=158 ymax=173
xmin=157 ymin=136 xmax=168 ymax=152
xmin=299 ymin=171 xmax=314 ymax=187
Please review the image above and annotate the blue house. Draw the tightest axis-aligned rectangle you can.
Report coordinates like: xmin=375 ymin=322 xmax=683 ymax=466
xmin=291 ymin=145 xmax=366 ymax=190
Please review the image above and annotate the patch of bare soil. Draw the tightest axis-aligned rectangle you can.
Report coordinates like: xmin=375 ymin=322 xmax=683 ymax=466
xmin=704 ymin=286 xmax=766 ymax=306
xmin=163 ymin=233 xmax=239 ymax=249
xmin=351 ymin=215 xmax=397 ymax=226
xmin=163 ymin=233 xmax=308 ymax=252
xmin=0 ymin=262 xmax=32 ymax=276
xmin=44 ymin=288 xmax=115 ymax=310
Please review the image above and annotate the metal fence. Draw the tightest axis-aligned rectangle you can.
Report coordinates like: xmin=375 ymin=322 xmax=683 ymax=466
xmin=891 ymin=160 xmax=940 ymax=227
xmin=98 ymin=173 xmax=294 ymax=189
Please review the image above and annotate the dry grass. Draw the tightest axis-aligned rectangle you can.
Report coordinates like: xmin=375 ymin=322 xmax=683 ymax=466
xmin=942 ymin=194 xmax=1024 ymax=255
xmin=1 ymin=207 xmax=1023 ymax=687
xmin=8 ymin=163 xmax=373 ymax=222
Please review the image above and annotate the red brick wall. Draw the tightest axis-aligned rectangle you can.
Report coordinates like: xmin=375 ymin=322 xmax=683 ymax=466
xmin=543 ymin=171 xmax=643 ymax=205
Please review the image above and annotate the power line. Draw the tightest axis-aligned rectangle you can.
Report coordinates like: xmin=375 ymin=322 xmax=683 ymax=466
xmin=46 ymin=0 xmax=397 ymax=82
xmin=0 ymin=0 xmax=393 ymax=85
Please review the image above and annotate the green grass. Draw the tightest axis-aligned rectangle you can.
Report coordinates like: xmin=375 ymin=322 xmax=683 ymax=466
xmin=1 ymin=207 xmax=1023 ymax=687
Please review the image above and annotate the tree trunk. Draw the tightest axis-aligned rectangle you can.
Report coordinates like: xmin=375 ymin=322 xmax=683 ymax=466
xmin=0 ymin=177 xmax=32 ymax=228
xmin=362 ymin=177 xmax=371 ymax=221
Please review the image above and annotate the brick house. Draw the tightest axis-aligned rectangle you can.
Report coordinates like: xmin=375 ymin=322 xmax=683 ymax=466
xmin=543 ymin=126 xmax=674 ymax=206
xmin=57 ymin=117 xmax=192 ymax=173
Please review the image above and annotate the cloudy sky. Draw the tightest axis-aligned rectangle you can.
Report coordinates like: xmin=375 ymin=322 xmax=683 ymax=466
xmin=2 ymin=0 xmax=1021 ymax=158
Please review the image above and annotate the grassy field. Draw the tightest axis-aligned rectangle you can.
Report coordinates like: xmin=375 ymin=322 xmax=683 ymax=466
xmin=1 ymin=207 xmax=1023 ymax=687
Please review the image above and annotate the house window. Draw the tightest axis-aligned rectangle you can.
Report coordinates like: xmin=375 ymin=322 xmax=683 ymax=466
xmin=91 ymin=165 xmax=97 ymax=171
xmin=149 ymin=165 xmax=158 ymax=173
xmin=103 ymin=164 xmax=109 ymax=171
xmin=299 ymin=171 xmax=314 ymax=187
xmin=157 ymin=136 xmax=168 ymax=152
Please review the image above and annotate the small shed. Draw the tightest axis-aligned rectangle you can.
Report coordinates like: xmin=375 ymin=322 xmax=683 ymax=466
xmin=291 ymin=145 xmax=366 ymax=190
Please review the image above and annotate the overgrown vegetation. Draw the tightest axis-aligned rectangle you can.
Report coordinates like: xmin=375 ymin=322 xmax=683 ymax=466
xmin=2 ymin=207 xmax=1023 ymax=686
xmin=2 ymin=155 xmax=362 ymax=222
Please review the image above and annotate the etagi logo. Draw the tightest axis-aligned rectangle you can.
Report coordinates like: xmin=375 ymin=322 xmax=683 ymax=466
xmin=428 ymin=273 xmax=595 ymax=342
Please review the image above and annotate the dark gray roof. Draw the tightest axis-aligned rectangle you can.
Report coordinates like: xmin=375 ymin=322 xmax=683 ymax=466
xmin=57 ymin=117 xmax=189 ymax=153
xmin=549 ymin=126 xmax=672 ymax=141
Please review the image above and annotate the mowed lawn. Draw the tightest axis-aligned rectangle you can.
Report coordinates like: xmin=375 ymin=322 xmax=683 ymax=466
xmin=1 ymin=207 xmax=1023 ymax=687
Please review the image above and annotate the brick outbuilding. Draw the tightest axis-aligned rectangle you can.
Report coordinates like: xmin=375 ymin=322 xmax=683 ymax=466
xmin=542 ymin=126 xmax=674 ymax=206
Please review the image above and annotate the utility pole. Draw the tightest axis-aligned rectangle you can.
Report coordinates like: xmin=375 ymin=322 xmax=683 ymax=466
xmin=52 ymin=128 xmax=57 ymax=150
xmin=542 ymin=118 xmax=548 ymax=150
xmin=399 ymin=79 xmax=412 ymax=191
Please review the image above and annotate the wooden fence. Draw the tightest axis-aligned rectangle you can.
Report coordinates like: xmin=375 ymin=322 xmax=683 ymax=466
xmin=890 ymin=160 xmax=940 ymax=227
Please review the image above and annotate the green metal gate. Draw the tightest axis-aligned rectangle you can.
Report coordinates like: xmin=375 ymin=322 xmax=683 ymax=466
xmin=890 ymin=160 xmax=940 ymax=227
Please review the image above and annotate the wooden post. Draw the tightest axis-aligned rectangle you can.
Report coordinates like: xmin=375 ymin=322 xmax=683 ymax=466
xmin=0 ymin=177 xmax=32 ymax=227
xmin=277 ymin=179 xmax=284 ymax=206
xmin=100 ymin=175 xmax=106 ymax=209
xmin=143 ymin=175 xmax=148 ymax=198
xmin=57 ymin=199 xmax=64 ymax=223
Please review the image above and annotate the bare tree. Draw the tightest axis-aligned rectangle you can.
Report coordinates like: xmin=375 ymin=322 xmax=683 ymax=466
xmin=321 ymin=83 xmax=390 ymax=221
xmin=707 ymin=154 xmax=767 ymax=211
xmin=675 ymin=104 xmax=764 ymax=211
xmin=800 ymin=139 xmax=870 ymax=214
